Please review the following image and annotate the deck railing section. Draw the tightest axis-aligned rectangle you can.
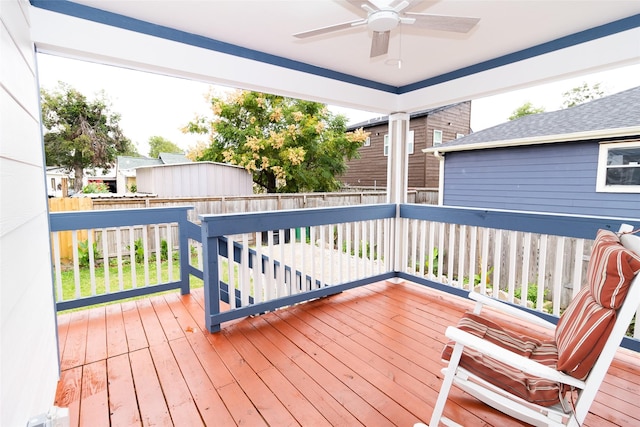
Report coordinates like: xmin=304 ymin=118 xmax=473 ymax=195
xmin=50 ymin=206 xmax=200 ymax=311
xmin=200 ymin=204 xmax=397 ymax=332
xmin=49 ymin=203 xmax=639 ymax=348
xmin=398 ymin=204 xmax=640 ymax=344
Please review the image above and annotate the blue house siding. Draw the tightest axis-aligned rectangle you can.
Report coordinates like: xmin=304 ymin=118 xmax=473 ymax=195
xmin=443 ymin=141 xmax=640 ymax=218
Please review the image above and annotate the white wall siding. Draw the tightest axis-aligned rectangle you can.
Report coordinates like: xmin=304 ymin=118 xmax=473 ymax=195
xmin=0 ymin=1 xmax=60 ymax=425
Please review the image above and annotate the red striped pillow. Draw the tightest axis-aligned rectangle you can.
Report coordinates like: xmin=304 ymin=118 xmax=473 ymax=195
xmin=587 ymin=230 xmax=640 ymax=309
xmin=555 ymin=287 xmax=616 ymax=380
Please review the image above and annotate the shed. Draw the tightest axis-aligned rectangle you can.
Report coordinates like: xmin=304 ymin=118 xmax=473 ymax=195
xmin=116 ymin=153 xmax=189 ymax=194
xmin=424 ymin=86 xmax=640 ymax=218
xmin=136 ymin=162 xmax=253 ymax=197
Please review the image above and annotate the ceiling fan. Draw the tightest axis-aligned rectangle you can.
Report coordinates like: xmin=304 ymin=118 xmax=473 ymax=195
xmin=293 ymin=0 xmax=480 ymax=58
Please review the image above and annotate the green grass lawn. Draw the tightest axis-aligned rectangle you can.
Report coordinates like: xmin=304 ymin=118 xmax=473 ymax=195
xmin=57 ymin=258 xmax=204 ymax=309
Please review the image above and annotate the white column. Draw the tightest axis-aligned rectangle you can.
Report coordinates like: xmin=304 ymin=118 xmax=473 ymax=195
xmin=386 ymin=113 xmax=410 ymax=277
xmin=386 ymin=112 xmax=410 ymax=204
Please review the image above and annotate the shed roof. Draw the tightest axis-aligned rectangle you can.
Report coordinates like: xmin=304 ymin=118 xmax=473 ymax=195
xmin=425 ymin=85 xmax=640 ymax=153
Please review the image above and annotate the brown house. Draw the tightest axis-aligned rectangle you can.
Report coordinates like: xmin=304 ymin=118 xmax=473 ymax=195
xmin=342 ymin=101 xmax=471 ymax=189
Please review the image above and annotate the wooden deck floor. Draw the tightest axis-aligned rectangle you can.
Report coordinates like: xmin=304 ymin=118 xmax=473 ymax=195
xmin=54 ymin=281 xmax=640 ymax=426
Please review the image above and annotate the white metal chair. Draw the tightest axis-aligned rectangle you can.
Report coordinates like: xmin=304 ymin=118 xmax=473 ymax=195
xmin=416 ymin=224 xmax=640 ymax=427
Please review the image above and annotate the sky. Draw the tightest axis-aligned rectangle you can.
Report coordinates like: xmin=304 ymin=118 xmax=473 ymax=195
xmin=36 ymin=53 xmax=639 ymax=157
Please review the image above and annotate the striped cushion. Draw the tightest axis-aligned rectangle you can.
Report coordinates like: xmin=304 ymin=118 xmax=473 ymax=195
xmin=442 ymin=312 xmax=561 ymax=406
xmin=587 ymin=229 xmax=640 ymax=309
xmin=554 ymin=230 xmax=640 ymax=380
xmin=555 ymin=287 xmax=616 ymax=380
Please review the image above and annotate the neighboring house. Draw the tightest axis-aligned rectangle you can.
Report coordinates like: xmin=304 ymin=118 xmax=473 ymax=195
xmin=342 ymin=101 xmax=471 ymax=189
xmin=424 ymin=86 xmax=640 ymax=218
xmin=116 ymin=152 xmax=190 ymax=193
xmin=45 ymin=166 xmax=115 ymax=195
xmin=45 ymin=167 xmax=71 ymax=197
xmin=136 ymin=161 xmax=253 ymax=197
xmin=85 ymin=166 xmax=117 ymax=192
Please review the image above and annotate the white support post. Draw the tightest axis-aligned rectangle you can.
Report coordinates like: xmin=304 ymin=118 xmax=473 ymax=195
xmin=386 ymin=112 xmax=410 ymax=205
xmin=386 ymin=113 xmax=410 ymax=278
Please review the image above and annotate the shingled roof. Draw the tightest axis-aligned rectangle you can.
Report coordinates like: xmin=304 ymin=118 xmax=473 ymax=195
xmin=347 ymin=102 xmax=468 ymax=130
xmin=428 ymin=85 xmax=640 ymax=152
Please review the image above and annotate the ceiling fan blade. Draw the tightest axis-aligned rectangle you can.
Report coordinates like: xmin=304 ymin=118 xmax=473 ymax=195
xmin=391 ymin=1 xmax=410 ymax=12
xmin=405 ymin=13 xmax=480 ymax=33
xmin=346 ymin=0 xmax=378 ymax=12
xmin=370 ymin=31 xmax=390 ymax=57
xmin=293 ymin=19 xmax=366 ymax=38
xmin=391 ymin=0 xmax=424 ymax=12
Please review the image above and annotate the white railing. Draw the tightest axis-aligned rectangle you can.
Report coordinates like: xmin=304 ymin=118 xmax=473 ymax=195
xmin=49 ymin=207 xmax=198 ymax=310
xmin=399 ymin=220 xmax=592 ymax=315
xmin=199 ymin=204 xmax=397 ymax=332
xmin=218 ymin=220 xmax=391 ymax=309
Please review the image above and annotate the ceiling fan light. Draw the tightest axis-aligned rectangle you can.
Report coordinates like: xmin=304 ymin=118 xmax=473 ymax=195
xmin=368 ymin=10 xmax=399 ymax=32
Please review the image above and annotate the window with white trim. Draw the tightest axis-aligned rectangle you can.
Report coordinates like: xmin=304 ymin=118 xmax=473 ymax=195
xmin=433 ymin=129 xmax=443 ymax=146
xmin=383 ymin=131 xmax=414 ymax=156
xmin=363 ymin=136 xmax=370 ymax=147
xmin=596 ymin=141 xmax=640 ymax=193
xmin=456 ymin=133 xmax=465 ymax=139
xmin=407 ymin=130 xmax=414 ymax=154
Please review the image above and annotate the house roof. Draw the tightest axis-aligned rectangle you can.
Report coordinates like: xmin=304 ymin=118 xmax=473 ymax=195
xmin=158 ymin=152 xmax=190 ymax=164
xmin=117 ymin=152 xmax=190 ymax=170
xmin=117 ymin=156 xmax=163 ymax=170
xmin=347 ymin=102 xmax=469 ymax=130
xmin=425 ymin=85 xmax=640 ymax=153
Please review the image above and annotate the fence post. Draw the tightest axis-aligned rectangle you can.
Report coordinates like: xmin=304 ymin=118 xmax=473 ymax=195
xmin=202 ymin=220 xmax=221 ymax=332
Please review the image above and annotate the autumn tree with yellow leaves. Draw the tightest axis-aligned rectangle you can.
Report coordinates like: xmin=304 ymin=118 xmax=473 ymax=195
xmin=184 ymin=90 xmax=369 ymax=193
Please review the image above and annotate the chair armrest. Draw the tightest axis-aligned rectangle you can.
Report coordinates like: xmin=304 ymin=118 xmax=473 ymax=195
xmin=469 ymin=292 xmax=556 ymax=330
xmin=445 ymin=326 xmax=585 ymax=389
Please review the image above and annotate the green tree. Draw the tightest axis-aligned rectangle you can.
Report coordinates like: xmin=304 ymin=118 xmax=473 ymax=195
xmin=561 ymin=82 xmax=605 ymax=108
xmin=148 ymin=135 xmax=182 ymax=158
xmin=184 ymin=90 xmax=369 ymax=193
xmin=41 ymin=82 xmax=134 ymax=192
xmin=508 ymin=101 xmax=546 ymax=121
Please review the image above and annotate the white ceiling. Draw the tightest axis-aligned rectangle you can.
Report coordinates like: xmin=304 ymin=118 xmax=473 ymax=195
xmin=29 ymin=0 xmax=640 ymax=115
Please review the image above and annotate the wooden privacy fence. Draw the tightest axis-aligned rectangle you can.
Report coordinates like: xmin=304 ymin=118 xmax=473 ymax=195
xmin=49 ymin=197 xmax=93 ymax=260
xmin=89 ymin=189 xmax=436 ymax=222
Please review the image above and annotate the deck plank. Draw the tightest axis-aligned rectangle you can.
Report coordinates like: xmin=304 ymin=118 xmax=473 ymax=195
xmin=169 ymin=336 xmax=236 ymax=426
xmin=60 ymin=310 xmax=89 ymax=371
xmin=54 ymin=365 xmax=82 ymax=427
xmin=150 ymin=295 xmax=186 ymax=342
xmin=121 ymin=300 xmax=148 ymax=352
xmin=148 ymin=341 xmax=205 ymax=426
xmin=79 ymin=360 xmax=109 ymax=427
xmin=129 ymin=348 xmax=172 ymax=426
xmin=84 ymin=306 xmax=107 ymax=364
xmin=105 ymin=303 xmax=128 ymax=358
xmin=107 ymin=353 xmax=142 ymax=427
xmin=135 ymin=297 xmax=167 ymax=346
xmin=53 ymin=281 xmax=640 ymax=427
